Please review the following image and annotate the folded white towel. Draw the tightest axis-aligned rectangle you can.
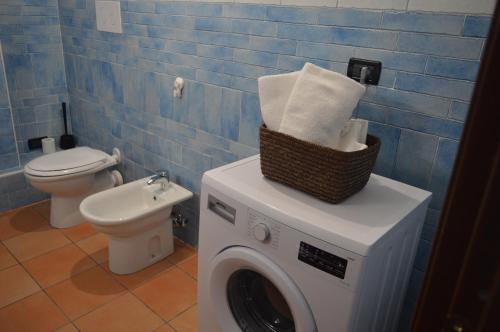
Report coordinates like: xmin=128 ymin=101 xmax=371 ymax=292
xmin=351 ymin=118 xmax=368 ymax=144
xmin=335 ymin=118 xmax=369 ymax=152
xmin=258 ymin=71 xmax=300 ymax=131
xmin=339 ymin=141 xmax=368 ymax=152
xmin=279 ymin=63 xmax=366 ymax=148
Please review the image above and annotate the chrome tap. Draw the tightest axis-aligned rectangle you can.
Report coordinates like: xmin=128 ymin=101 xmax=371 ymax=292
xmin=147 ymin=170 xmax=170 ymax=190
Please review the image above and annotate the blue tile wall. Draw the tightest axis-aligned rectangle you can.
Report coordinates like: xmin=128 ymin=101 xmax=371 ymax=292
xmin=381 ymin=12 xmax=465 ymax=35
xmin=0 ymin=0 xmax=68 ymax=166
xmin=0 ymin=44 xmax=19 ymax=173
xmin=426 ymin=57 xmax=480 ymax=81
xmin=0 ymin=170 xmax=49 ymax=213
xmin=0 ymin=0 xmax=482 ymax=329
xmin=393 ymin=130 xmax=439 ymax=188
xmin=464 ymin=16 xmax=492 ymax=38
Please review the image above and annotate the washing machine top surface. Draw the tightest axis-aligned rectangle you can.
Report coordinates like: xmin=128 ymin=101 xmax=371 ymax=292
xmin=203 ymin=155 xmax=431 ymax=255
xmin=26 ymin=147 xmax=110 ymax=175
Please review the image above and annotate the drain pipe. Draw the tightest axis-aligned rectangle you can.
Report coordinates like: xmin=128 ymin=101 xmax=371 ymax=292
xmin=172 ymin=209 xmax=188 ymax=227
xmin=110 ymin=147 xmax=123 ymax=187
xmin=111 ymin=170 xmax=123 ymax=187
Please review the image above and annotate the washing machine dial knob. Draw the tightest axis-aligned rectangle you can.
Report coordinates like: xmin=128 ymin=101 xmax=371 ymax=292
xmin=253 ymin=223 xmax=270 ymax=242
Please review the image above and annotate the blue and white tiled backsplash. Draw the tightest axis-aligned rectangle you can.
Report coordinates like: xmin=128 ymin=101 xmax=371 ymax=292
xmin=0 ymin=0 xmax=68 ymax=172
xmin=0 ymin=0 xmax=493 ymax=329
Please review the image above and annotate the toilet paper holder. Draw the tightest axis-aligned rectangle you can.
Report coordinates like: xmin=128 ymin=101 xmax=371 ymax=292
xmin=42 ymin=137 xmax=56 ymax=154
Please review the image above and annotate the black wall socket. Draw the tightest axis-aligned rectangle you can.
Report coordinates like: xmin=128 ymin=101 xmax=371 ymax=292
xmin=28 ymin=136 xmax=48 ymax=150
xmin=347 ymin=58 xmax=382 ymax=85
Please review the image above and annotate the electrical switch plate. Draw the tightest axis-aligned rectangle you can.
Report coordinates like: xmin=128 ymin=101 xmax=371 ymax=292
xmin=347 ymin=58 xmax=382 ymax=85
xmin=96 ymin=1 xmax=122 ymax=34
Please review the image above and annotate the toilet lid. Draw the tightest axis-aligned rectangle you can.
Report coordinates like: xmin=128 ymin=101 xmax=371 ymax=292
xmin=26 ymin=147 xmax=109 ymax=172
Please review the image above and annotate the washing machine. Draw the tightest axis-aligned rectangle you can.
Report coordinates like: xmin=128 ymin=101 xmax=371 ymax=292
xmin=198 ymin=155 xmax=431 ymax=332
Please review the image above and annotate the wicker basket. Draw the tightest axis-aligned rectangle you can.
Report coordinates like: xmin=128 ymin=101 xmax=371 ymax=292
xmin=260 ymin=125 xmax=381 ymax=203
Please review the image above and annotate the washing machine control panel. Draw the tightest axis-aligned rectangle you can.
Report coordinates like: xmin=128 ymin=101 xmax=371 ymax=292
xmin=298 ymin=242 xmax=348 ymax=279
xmin=252 ymin=223 xmax=270 ymax=241
xmin=247 ymin=209 xmax=280 ymax=249
xmin=243 ymin=207 xmax=361 ymax=287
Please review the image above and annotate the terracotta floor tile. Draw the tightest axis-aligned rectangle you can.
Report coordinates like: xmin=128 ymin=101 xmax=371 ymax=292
xmin=3 ymin=228 xmax=71 ymax=262
xmin=62 ymin=222 xmax=97 ymax=242
xmin=134 ymin=267 xmax=197 ymax=321
xmin=23 ymin=244 xmax=96 ymax=288
xmin=55 ymin=324 xmax=78 ymax=332
xmin=74 ymin=293 xmax=164 ymax=332
xmin=0 ymin=265 xmax=40 ymax=308
xmin=155 ymin=324 xmax=176 ymax=332
xmin=178 ymin=254 xmax=198 ymax=280
xmin=46 ymin=266 xmax=126 ymax=320
xmin=0 ymin=208 xmax=50 ymax=241
xmin=0 ymin=242 xmax=17 ymax=270
xmin=0 ymin=291 xmax=68 ymax=331
xmin=166 ymin=240 xmax=196 ymax=265
xmin=170 ymin=305 xmax=198 ymax=332
xmin=31 ymin=200 xmax=51 ymax=220
xmin=102 ymin=258 xmax=173 ymax=290
xmin=76 ymin=233 xmax=109 ymax=263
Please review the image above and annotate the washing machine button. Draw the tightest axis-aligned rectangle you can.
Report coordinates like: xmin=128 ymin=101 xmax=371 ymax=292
xmin=252 ymin=223 xmax=270 ymax=242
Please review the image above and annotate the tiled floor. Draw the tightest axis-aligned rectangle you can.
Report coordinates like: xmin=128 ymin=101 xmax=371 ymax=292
xmin=0 ymin=201 xmax=198 ymax=332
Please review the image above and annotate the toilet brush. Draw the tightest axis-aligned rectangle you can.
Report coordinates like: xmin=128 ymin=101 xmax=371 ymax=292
xmin=60 ymin=102 xmax=75 ymax=149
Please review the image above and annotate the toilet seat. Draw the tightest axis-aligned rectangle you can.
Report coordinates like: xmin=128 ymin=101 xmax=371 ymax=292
xmin=25 ymin=147 xmax=115 ymax=178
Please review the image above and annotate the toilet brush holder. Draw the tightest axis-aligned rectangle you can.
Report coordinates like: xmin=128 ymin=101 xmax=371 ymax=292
xmin=60 ymin=134 xmax=75 ymax=150
xmin=60 ymin=102 xmax=75 ymax=149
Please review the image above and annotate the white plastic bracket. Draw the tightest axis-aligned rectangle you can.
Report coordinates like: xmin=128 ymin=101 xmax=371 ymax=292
xmin=173 ymin=77 xmax=184 ymax=98
xmin=112 ymin=147 xmax=122 ymax=163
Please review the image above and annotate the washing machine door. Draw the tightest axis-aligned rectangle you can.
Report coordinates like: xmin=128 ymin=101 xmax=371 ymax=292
xmin=209 ymin=246 xmax=317 ymax=332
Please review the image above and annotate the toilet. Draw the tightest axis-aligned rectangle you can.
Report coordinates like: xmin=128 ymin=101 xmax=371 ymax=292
xmin=24 ymin=147 xmax=123 ymax=228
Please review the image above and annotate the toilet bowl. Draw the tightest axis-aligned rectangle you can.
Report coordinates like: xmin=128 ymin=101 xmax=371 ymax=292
xmin=24 ymin=147 xmax=123 ymax=228
xmin=80 ymin=177 xmax=193 ymax=274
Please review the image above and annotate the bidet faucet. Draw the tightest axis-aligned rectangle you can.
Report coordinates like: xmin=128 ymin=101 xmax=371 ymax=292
xmin=147 ymin=170 xmax=170 ymax=190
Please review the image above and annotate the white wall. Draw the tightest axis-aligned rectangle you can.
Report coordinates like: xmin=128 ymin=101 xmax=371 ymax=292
xmin=154 ymin=0 xmax=496 ymax=14
xmin=407 ymin=0 xmax=495 ymax=14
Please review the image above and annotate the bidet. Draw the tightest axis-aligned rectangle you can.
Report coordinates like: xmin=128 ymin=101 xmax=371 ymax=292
xmin=80 ymin=176 xmax=193 ymax=274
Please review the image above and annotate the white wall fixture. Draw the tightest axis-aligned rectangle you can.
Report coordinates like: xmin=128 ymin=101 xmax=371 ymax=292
xmin=95 ymin=1 xmax=122 ymax=34
xmin=173 ymin=77 xmax=184 ymax=98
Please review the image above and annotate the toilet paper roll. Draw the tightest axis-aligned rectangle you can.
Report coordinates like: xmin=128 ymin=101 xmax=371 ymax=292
xmin=42 ymin=137 xmax=56 ymax=154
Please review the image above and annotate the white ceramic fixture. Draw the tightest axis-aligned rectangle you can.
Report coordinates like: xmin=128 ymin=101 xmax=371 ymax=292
xmin=95 ymin=0 xmax=122 ymax=33
xmin=80 ymin=177 xmax=193 ymax=274
xmin=198 ymin=155 xmax=431 ymax=332
xmin=24 ymin=147 xmax=122 ymax=229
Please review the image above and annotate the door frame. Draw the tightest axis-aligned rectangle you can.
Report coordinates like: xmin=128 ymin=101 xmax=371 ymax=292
xmin=412 ymin=2 xmax=500 ymax=331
